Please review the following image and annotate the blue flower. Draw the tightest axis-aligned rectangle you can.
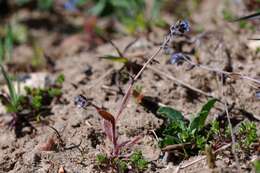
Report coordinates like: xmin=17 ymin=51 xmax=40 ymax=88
xmin=256 ymin=91 xmax=260 ymax=99
xmin=74 ymin=95 xmax=89 ymax=108
xmin=170 ymin=52 xmax=185 ymax=65
xmin=178 ymin=20 xmax=190 ymax=33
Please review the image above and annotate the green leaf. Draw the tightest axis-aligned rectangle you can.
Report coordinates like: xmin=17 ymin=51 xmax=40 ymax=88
xmin=189 ymin=99 xmax=217 ymax=131
xmin=0 ymin=39 xmax=4 ymax=63
xmin=222 ymin=9 xmax=233 ymax=21
xmin=117 ymin=159 xmax=128 ymax=173
xmin=254 ymin=160 xmax=260 ymax=173
xmin=96 ymin=153 xmax=108 ymax=165
xmin=0 ymin=65 xmax=19 ymax=107
xmin=37 ymin=0 xmax=53 ymax=10
xmin=137 ymin=158 xmax=148 ymax=171
xmin=151 ymin=0 xmax=162 ymax=19
xmin=89 ymin=0 xmax=106 ymax=15
xmin=4 ymin=25 xmax=13 ymax=60
xmin=12 ymin=23 xmax=28 ymax=44
xmin=159 ymin=135 xmax=178 ymax=147
xmin=101 ymin=55 xmax=128 ymax=63
xmin=48 ymin=88 xmax=62 ymax=97
xmin=32 ymin=95 xmax=42 ymax=110
xmin=157 ymin=106 xmax=184 ymax=122
xmin=130 ymin=151 xmax=148 ymax=171
xmin=55 ymin=74 xmax=65 ymax=85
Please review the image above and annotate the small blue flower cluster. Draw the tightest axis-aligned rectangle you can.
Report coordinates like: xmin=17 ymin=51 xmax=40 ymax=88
xmin=170 ymin=52 xmax=186 ymax=65
xmin=170 ymin=20 xmax=190 ymax=35
xmin=166 ymin=20 xmax=190 ymax=65
xmin=177 ymin=20 xmax=190 ymax=33
xmin=64 ymin=0 xmax=79 ymax=12
xmin=74 ymin=95 xmax=89 ymax=108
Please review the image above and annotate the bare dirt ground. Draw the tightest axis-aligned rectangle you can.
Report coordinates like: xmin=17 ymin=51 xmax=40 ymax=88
xmin=0 ymin=1 xmax=259 ymax=173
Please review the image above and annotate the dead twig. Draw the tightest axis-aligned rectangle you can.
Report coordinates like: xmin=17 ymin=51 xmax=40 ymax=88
xmin=148 ymin=66 xmax=219 ymax=100
xmin=183 ymin=57 xmax=260 ymax=86
xmin=86 ymin=68 xmax=114 ymax=90
xmin=47 ymin=125 xmax=65 ymax=149
xmin=220 ymin=75 xmax=241 ymax=172
xmin=162 ymin=143 xmax=192 ymax=152
xmin=178 ymin=143 xmax=232 ymax=170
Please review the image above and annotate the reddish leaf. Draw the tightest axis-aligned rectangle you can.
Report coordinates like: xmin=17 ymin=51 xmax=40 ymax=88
xmin=38 ymin=137 xmax=56 ymax=151
xmin=117 ymin=140 xmax=131 ymax=149
xmin=103 ymin=119 xmax=113 ymax=142
xmin=95 ymin=108 xmax=117 ymax=145
xmin=125 ymin=135 xmax=142 ymax=148
xmin=97 ymin=109 xmax=115 ymax=126
xmin=116 ymin=80 xmax=133 ymax=121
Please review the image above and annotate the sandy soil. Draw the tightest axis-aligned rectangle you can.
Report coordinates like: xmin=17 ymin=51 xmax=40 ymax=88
xmin=0 ymin=1 xmax=259 ymax=173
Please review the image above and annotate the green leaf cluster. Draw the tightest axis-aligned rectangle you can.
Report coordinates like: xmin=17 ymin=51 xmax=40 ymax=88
xmin=129 ymin=151 xmax=148 ymax=172
xmin=237 ymin=121 xmax=257 ymax=149
xmin=157 ymin=99 xmax=217 ymax=153
xmin=0 ymin=70 xmax=64 ymax=121
xmin=96 ymin=151 xmax=148 ymax=172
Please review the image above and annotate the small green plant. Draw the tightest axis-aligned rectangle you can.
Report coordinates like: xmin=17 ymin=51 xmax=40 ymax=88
xmin=95 ymin=151 xmax=148 ymax=172
xmin=0 ymin=65 xmax=64 ymax=137
xmin=254 ymin=160 xmax=260 ymax=173
xmin=157 ymin=99 xmax=217 ymax=156
xmin=129 ymin=151 xmax=148 ymax=172
xmin=222 ymin=9 xmax=233 ymax=21
xmin=75 ymin=20 xmax=191 ymax=172
xmin=237 ymin=121 xmax=257 ymax=149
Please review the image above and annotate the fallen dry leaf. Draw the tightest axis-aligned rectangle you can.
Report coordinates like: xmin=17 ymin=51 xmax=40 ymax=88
xmin=38 ymin=137 xmax=56 ymax=151
xmin=58 ymin=166 xmax=65 ymax=173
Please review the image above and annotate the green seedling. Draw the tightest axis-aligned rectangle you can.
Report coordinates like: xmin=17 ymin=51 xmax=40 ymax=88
xmin=0 ymin=65 xmax=20 ymax=112
xmin=0 ymin=65 xmax=64 ymax=137
xmin=237 ymin=121 xmax=257 ymax=150
xmin=129 ymin=151 xmax=148 ymax=172
xmin=222 ymin=9 xmax=234 ymax=21
xmin=157 ymin=99 xmax=217 ymax=156
xmin=95 ymin=151 xmax=148 ymax=172
xmin=254 ymin=160 xmax=260 ymax=173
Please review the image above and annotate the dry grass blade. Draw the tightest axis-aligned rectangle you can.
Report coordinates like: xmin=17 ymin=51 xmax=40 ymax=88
xmin=115 ymin=80 xmax=133 ymax=121
xmin=179 ymin=143 xmax=232 ymax=169
xmin=0 ymin=64 xmax=18 ymax=105
xmin=233 ymin=12 xmax=260 ymax=21
xmin=148 ymin=66 xmax=218 ymax=99
xmin=162 ymin=143 xmax=192 ymax=152
xmin=103 ymin=119 xmax=113 ymax=142
xmin=220 ymin=75 xmax=241 ymax=172
xmin=115 ymin=36 xmax=171 ymax=122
